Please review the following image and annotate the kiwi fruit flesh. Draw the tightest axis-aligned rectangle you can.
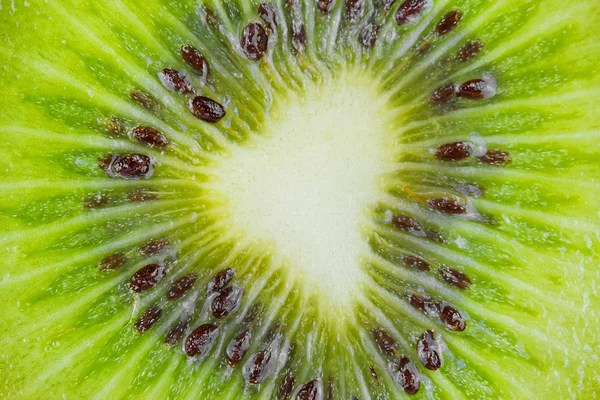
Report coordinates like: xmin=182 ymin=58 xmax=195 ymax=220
xmin=1 ymin=0 xmax=599 ymax=398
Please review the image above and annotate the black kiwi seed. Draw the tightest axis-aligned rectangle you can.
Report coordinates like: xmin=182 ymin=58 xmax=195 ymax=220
xmin=395 ymin=0 xmax=428 ymax=25
xmin=430 ymin=83 xmax=458 ymax=104
xmin=165 ymin=319 xmax=189 ymax=347
xmin=296 ymin=380 xmax=321 ymax=400
xmin=316 ymin=0 xmax=336 ymax=14
xmin=206 ymin=268 xmax=236 ymax=295
xmin=98 ymin=154 xmax=114 ymax=171
xmin=188 ymin=96 xmax=226 ymax=123
xmin=435 ymin=10 xmax=463 ymax=36
xmin=241 ymin=22 xmax=269 ymax=61
xmin=428 ymin=197 xmax=467 ymax=215
xmin=129 ymin=264 xmax=166 ymax=293
xmin=83 ymin=193 xmax=111 ymax=209
xmin=184 ymin=323 xmax=219 ymax=358
xmin=457 ymin=77 xmax=495 ymax=100
xmin=407 ymin=291 xmax=441 ymax=315
xmin=392 ymin=215 xmax=424 ymax=234
xmin=277 ymin=373 xmax=296 ymax=400
xmin=110 ymin=154 xmax=153 ymax=180
xmin=456 ymin=39 xmax=484 ymax=62
xmin=226 ymin=330 xmax=252 ymax=366
xmin=435 ymin=141 xmax=473 ymax=161
xmin=157 ymin=68 xmax=194 ymax=94
xmin=131 ymin=126 xmax=169 ymax=148
xmin=180 ymin=45 xmax=210 ymax=76
xmin=346 ymin=0 xmax=366 ymax=22
xmin=202 ymin=7 xmax=219 ymax=29
xmin=258 ymin=3 xmax=278 ymax=32
xmin=360 ymin=23 xmax=380 ymax=48
xmin=139 ymin=238 xmax=170 ymax=255
xmin=479 ymin=150 xmax=512 ymax=165
xmin=402 ymin=255 xmax=431 ymax=272
xmin=389 ymin=355 xmax=421 ymax=394
xmin=245 ymin=348 xmax=276 ymax=384
xmin=439 ymin=304 xmax=467 ymax=331
xmin=130 ymin=89 xmax=160 ymax=112
xmin=166 ymin=274 xmax=198 ymax=301
xmin=440 ymin=267 xmax=472 ymax=289
xmin=372 ymin=328 xmax=398 ymax=356
xmin=98 ymin=253 xmax=126 ymax=272
xmin=134 ymin=306 xmax=162 ymax=333
xmin=291 ymin=22 xmax=307 ymax=55
xmin=211 ymin=285 xmax=244 ymax=318
xmin=417 ymin=330 xmax=442 ymax=370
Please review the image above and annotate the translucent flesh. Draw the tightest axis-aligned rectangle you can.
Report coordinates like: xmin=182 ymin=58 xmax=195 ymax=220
xmin=0 ymin=0 xmax=599 ymax=399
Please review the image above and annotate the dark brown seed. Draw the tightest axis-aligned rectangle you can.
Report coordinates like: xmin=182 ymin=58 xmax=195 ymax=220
xmin=372 ymin=328 xmax=397 ymax=356
xmin=456 ymin=39 xmax=483 ymax=62
xmin=180 ymin=45 xmax=210 ymax=76
xmin=97 ymin=155 xmax=113 ymax=170
xmin=440 ymin=305 xmax=467 ymax=331
xmin=479 ymin=150 xmax=512 ymax=166
xmin=382 ymin=0 xmax=397 ymax=11
xmin=369 ymin=366 xmax=380 ymax=386
xmin=98 ymin=253 xmax=126 ymax=272
xmin=207 ymin=268 xmax=235 ymax=295
xmin=435 ymin=10 xmax=462 ymax=35
xmin=389 ymin=356 xmax=421 ymax=394
xmin=226 ymin=330 xmax=252 ymax=366
xmin=139 ymin=238 xmax=170 ymax=255
xmin=277 ymin=373 xmax=296 ymax=400
xmin=241 ymin=22 xmax=268 ymax=61
xmin=435 ymin=141 xmax=473 ymax=161
xmin=83 ymin=193 xmax=111 ymax=209
xmin=417 ymin=330 xmax=442 ymax=370
xmin=105 ymin=117 xmax=125 ymax=135
xmin=134 ymin=306 xmax=162 ymax=333
xmin=392 ymin=215 xmax=424 ymax=234
xmin=131 ymin=126 xmax=169 ymax=148
xmin=346 ymin=0 xmax=365 ymax=22
xmin=296 ymin=380 xmax=321 ymax=400
xmin=428 ymin=198 xmax=467 ymax=215
xmin=130 ymin=89 xmax=160 ymax=112
xmin=188 ymin=96 xmax=226 ymax=123
xmin=245 ymin=348 xmax=275 ymax=384
xmin=157 ymin=68 xmax=194 ymax=94
xmin=291 ymin=22 xmax=307 ymax=54
xmin=211 ymin=285 xmax=244 ymax=319
xmin=316 ymin=0 xmax=335 ymax=14
xmin=127 ymin=189 xmax=158 ymax=203
xmin=457 ymin=75 xmax=497 ymax=100
xmin=184 ymin=323 xmax=218 ymax=358
xmin=395 ymin=0 xmax=428 ymax=25
xmin=360 ymin=23 xmax=379 ymax=48
xmin=202 ymin=7 xmax=219 ymax=29
xmin=165 ymin=319 xmax=189 ymax=346
xmin=440 ymin=268 xmax=472 ymax=289
xmin=407 ymin=292 xmax=441 ymax=316
xmin=403 ymin=255 xmax=431 ymax=272
xmin=166 ymin=274 xmax=198 ymax=301
xmin=430 ymin=83 xmax=458 ymax=104
xmin=327 ymin=376 xmax=334 ymax=400
xmin=129 ymin=264 xmax=166 ymax=293
xmin=258 ymin=3 xmax=278 ymax=32
xmin=110 ymin=153 xmax=153 ymax=179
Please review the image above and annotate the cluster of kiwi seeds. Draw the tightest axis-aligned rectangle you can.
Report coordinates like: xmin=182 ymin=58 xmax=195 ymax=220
xmin=1 ymin=0 xmax=600 ymax=399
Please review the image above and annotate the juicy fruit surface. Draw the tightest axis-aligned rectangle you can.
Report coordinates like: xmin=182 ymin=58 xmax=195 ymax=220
xmin=0 ymin=0 xmax=599 ymax=399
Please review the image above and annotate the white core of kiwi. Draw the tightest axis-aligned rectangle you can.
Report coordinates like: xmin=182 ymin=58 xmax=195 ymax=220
xmin=210 ymin=71 xmax=397 ymax=311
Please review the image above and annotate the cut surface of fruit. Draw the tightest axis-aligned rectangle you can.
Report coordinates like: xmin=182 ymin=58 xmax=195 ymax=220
xmin=1 ymin=0 xmax=599 ymax=399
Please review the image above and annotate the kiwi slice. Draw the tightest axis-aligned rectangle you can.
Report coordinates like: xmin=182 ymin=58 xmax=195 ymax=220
xmin=1 ymin=0 xmax=599 ymax=398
